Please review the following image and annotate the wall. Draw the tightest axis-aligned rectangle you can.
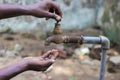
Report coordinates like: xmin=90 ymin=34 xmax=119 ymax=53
xmin=0 ymin=0 xmax=104 ymax=32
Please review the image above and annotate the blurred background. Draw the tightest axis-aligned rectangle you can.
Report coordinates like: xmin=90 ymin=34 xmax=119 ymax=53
xmin=0 ymin=0 xmax=120 ymax=80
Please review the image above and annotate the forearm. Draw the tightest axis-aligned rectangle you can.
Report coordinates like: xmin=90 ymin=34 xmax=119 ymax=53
xmin=0 ymin=60 xmax=28 ymax=80
xmin=0 ymin=4 xmax=31 ymax=19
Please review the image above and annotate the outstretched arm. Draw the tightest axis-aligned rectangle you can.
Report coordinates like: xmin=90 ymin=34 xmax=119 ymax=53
xmin=0 ymin=4 xmax=30 ymax=19
xmin=0 ymin=49 xmax=59 ymax=80
xmin=0 ymin=59 xmax=28 ymax=80
xmin=0 ymin=0 xmax=62 ymax=21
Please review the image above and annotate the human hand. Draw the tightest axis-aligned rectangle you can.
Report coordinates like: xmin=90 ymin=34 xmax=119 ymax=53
xmin=28 ymin=0 xmax=62 ymax=21
xmin=0 ymin=49 xmax=65 ymax=80
xmin=24 ymin=49 xmax=59 ymax=71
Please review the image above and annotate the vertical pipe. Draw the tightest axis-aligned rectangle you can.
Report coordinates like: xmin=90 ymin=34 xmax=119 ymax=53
xmin=99 ymin=49 xmax=107 ymax=80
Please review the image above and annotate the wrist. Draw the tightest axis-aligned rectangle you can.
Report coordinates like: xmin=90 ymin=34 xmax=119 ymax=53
xmin=22 ymin=58 xmax=31 ymax=71
xmin=0 ymin=59 xmax=29 ymax=80
xmin=19 ymin=5 xmax=33 ymax=16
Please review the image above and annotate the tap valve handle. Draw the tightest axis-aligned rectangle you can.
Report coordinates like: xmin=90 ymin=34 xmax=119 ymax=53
xmin=53 ymin=23 xmax=62 ymax=34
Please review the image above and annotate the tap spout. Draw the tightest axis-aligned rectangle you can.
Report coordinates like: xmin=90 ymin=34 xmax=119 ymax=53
xmin=45 ymin=35 xmax=82 ymax=46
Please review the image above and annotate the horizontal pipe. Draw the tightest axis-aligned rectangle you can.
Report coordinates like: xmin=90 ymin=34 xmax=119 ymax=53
xmin=82 ymin=36 xmax=101 ymax=44
xmin=45 ymin=36 xmax=110 ymax=50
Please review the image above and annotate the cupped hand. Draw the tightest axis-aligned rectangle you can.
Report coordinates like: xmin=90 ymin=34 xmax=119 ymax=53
xmin=24 ymin=49 xmax=59 ymax=71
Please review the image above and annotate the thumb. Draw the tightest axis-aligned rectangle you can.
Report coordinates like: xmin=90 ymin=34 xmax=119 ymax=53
xmin=43 ymin=59 xmax=55 ymax=66
xmin=45 ymin=12 xmax=61 ymax=21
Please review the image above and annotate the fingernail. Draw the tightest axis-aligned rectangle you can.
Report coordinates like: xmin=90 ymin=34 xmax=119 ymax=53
xmin=56 ymin=16 xmax=61 ymax=21
xmin=51 ymin=59 xmax=55 ymax=62
xmin=52 ymin=49 xmax=55 ymax=51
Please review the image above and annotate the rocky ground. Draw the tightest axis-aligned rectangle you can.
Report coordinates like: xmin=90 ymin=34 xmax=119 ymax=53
xmin=0 ymin=28 xmax=120 ymax=80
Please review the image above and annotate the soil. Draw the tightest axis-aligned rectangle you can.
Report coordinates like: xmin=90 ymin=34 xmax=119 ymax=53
xmin=0 ymin=29 xmax=119 ymax=80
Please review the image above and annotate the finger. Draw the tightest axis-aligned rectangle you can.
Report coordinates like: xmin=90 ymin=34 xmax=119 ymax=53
xmin=44 ymin=11 xmax=61 ymax=21
xmin=51 ymin=2 xmax=62 ymax=17
xmin=58 ymin=49 xmax=66 ymax=55
xmin=44 ymin=50 xmax=58 ymax=59
xmin=55 ymin=49 xmax=67 ymax=58
xmin=51 ymin=51 xmax=59 ymax=59
xmin=43 ymin=0 xmax=62 ymax=17
xmin=50 ymin=49 xmax=59 ymax=59
xmin=46 ymin=8 xmax=54 ymax=21
xmin=42 ymin=50 xmax=52 ymax=58
xmin=42 ymin=59 xmax=55 ymax=66
xmin=55 ymin=8 xmax=62 ymax=18
xmin=49 ymin=8 xmax=54 ymax=13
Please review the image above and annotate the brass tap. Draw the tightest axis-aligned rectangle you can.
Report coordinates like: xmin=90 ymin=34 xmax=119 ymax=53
xmin=45 ymin=23 xmax=83 ymax=46
xmin=53 ymin=23 xmax=62 ymax=34
xmin=45 ymin=23 xmax=63 ymax=46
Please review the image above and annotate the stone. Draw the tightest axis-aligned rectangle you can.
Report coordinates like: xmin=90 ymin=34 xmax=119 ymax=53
xmin=3 ymin=34 xmax=14 ymax=40
xmin=0 ymin=50 xmax=5 ymax=57
xmin=5 ymin=50 xmax=16 ymax=57
xmin=81 ymin=59 xmax=100 ymax=66
xmin=14 ymin=44 xmax=23 ymax=52
xmin=0 ymin=28 xmax=15 ymax=34
xmin=108 ymin=56 xmax=120 ymax=73
xmin=107 ymin=49 xmax=119 ymax=56
xmin=74 ymin=47 xmax=90 ymax=56
xmin=21 ymin=33 xmax=36 ymax=40
xmin=109 ymin=56 xmax=120 ymax=65
xmin=0 ymin=50 xmax=16 ymax=57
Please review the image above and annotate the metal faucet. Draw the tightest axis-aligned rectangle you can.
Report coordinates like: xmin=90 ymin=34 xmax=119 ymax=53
xmin=45 ymin=23 xmax=110 ymax=49
xmin=45 ymin=23 xmax=110 ymax=80
xmin=45 ymin=23 xmax=83 ymax=46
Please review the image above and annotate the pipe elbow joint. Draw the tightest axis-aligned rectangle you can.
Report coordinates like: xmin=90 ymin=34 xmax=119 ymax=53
xmin=100 ymin=36 xmax=110 ymax=50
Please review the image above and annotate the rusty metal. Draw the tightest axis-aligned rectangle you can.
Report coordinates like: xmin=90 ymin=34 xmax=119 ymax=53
xmin=45 ymin=23 xmax=83 ymax=46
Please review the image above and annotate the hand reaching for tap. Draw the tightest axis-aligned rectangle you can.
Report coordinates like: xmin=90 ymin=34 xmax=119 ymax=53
xmin=0 ymin=0 xmax=62 ymax=21
xmin=27 ymin=0 xmax=62 ymax=21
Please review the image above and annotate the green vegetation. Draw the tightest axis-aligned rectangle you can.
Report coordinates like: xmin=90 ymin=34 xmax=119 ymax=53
xmin=69 ymin=77 xmax=77 ymax=80
xmin=39 ymin=34 xmax=47 ymax=40
xmin=102 ymin=25 xmax=120 ymax=46
xmin=102 ymin=0 xmax=120 ymax=47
